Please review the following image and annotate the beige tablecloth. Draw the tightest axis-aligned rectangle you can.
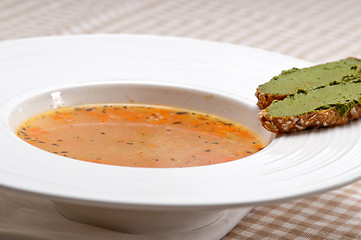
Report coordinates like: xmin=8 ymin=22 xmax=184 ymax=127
xmin=1 ymin=0 xmax=361 ymax=239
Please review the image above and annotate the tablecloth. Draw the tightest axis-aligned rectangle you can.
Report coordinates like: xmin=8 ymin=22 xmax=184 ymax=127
xmin=1 ymin=0 xmax=361 ymax=239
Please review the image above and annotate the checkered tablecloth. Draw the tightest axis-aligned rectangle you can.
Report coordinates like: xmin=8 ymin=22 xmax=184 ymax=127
xmin=1 ymin=0 xmax=361 ymax=239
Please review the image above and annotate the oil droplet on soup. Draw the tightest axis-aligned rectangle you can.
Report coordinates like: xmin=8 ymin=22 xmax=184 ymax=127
xmin=16 ymin=104 xmax=265 ymax=168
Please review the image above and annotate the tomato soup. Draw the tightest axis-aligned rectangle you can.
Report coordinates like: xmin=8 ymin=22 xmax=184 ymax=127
xmin=16 ymin=104 xmax=264 ymax=168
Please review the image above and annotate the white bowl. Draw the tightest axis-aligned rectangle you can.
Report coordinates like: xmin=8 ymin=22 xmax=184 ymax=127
xmin=6 ymin=81 xmax=274 ymax=234
xmin=1 ymin=34 xmax=361 ymax=237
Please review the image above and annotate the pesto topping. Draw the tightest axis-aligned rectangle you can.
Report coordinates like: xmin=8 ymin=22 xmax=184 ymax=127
xmin=266 ymin=79 xmax=361 ymax=117
xmin=259 ymin=58 xmax=361 ymax=95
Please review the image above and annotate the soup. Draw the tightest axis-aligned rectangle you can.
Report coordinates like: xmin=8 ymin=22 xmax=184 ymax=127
xmin=16 ymin=104 xmax=264 ymax=168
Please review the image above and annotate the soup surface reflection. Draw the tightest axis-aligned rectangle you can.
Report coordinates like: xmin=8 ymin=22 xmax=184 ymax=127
xmin=16 ymin=104 xmax=264 ymax=168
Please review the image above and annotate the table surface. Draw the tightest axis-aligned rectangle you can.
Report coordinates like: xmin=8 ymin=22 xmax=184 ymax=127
xmin=1 ymin=0 xmax=361 ymax=239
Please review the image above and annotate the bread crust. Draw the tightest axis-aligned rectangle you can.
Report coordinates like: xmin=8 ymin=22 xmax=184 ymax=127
xmin=258 ymin=105 xmax=361 ymax=133
xmin=255 ymin=87 xmax=287 ymax=109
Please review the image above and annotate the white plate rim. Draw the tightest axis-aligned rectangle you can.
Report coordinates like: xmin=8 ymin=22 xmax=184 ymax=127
xmin=0 ymin=34 xmax=360 ymax=210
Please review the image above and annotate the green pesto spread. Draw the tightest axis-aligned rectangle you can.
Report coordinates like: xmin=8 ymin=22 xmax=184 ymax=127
xmin=266 ymin=80 xmax=361 ymax=117
xmin=259 ymin=58 xmax=361 ymax=95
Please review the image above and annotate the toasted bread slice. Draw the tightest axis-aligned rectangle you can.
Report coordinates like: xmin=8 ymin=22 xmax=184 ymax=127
xmin=258 ymin=79 xmax=361 ymax=133
xmin=256 ymin=58 xmax=361 ymax=109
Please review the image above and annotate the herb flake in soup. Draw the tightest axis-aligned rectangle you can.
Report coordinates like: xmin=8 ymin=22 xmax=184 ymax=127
xmin=16 ymin=104 xmax=264 ymax=168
